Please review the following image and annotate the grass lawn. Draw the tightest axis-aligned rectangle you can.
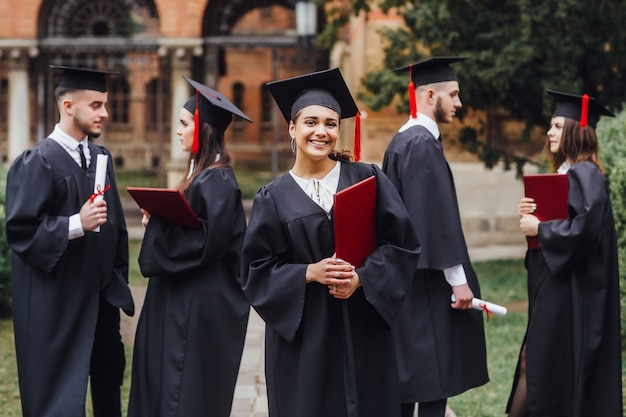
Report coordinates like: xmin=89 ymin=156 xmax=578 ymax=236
xmin=0 ymin=257 xmax=623 ymax=416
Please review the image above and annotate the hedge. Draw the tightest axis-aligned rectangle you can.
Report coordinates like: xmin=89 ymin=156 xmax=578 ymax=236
xmin=597 ymin=107 xmax=626 ymax=338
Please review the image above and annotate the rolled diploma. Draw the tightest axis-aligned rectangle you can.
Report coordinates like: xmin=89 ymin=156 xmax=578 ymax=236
xmin=92 ymin=154 xmax=108 ymax=232
xmin=451 ymin=294 xmax=507 ymax=317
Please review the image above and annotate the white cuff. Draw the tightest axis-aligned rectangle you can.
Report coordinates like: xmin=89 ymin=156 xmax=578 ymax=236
xmin=68 ymin=213 xmax=85 ymax=240
xmin=443 ymin=264 xmax=467 ymax=287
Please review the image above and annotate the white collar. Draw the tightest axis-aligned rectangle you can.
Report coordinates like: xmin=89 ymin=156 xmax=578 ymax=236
xmin=398 ymin=112 xmax=440 ymax=138
xmin=557 ymin=161 xmax=571 ymax=174
xmin=49 ymin=124 xmax=88 ymax=150
xmin=290 ymin=161 xmax=341 ymax=213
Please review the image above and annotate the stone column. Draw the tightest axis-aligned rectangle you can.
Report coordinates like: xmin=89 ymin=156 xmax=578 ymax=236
xmin=7 ymin=47 xmax=35 ymax=162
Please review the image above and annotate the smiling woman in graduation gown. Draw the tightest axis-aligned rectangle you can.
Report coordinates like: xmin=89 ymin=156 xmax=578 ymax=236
xmin=127 ymin=77 xmax=252 ymax=417
xmin=241 ymin=68 xmax=421 ymax=417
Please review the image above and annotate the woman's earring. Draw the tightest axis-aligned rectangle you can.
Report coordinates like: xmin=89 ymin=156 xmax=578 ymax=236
xmin=290 ymin=136 xmax=296 ymax=153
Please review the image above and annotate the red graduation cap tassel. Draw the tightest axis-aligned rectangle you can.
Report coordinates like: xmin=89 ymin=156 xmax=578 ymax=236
xmin=192 ymin=91 xmax=200 ymax=154
xmin=354 ymin=111 xmax=361 ymax=162
xmin=409 ymin=65 xmax=417 ymax=119
xmin=580 ymin=94 xmax=589 ymax=129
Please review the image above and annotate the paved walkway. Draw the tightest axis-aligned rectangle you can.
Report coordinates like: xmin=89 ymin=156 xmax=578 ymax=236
xmin=122 ymin=222 xmax=525 ymax=417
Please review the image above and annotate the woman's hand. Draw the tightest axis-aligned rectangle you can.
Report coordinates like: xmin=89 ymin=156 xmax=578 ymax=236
xmin=518 ymin=197 xmax=536 ymax=217
xmin=306 ymin=256 xmax=361 ymax=299
xmin=520 ymin=214 xmax=540 ymax=236
xmin=141 ymin=208 xmax=151 ymax=228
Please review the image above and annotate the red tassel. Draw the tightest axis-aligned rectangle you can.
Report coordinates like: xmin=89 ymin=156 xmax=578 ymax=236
xmin=409 ymin=65 xmax=417 ymax=119
xmin=192 ymin=91 xmax=200 ymax=154
xmin=354 ymin=112 xmax=361 ymax=162
xmin=580 ymin=94 xmax=589 ymax=129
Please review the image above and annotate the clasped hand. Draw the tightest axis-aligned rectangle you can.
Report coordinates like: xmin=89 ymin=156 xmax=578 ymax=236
xmin=306 ymin=256 xmax=361 ymax=299
xmin=518 ymin=197 xmax=539 ymax=236
xmin=79 ymin=198 xmax=107 ymax=231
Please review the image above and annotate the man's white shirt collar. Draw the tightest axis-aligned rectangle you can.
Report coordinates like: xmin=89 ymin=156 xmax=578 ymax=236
xmin=399 ymin=112 xmax=440 ymax=138
xmin=49 ymin=124 xmax=88 ymax=151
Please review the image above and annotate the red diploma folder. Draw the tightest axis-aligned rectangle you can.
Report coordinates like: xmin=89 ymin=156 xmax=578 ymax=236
xmin=126 ymin=186 xmax=202 ymax=229
xmin=333 ymin=175 xmax=377 ymax=267
xmin=522 ymin=174 xmax=569 ymax=249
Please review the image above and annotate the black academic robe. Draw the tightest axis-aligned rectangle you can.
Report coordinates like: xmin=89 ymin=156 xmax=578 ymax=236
xmin=128 ymin=167 xmax=250 ymax=417
xmin=241 ymin=162 xmax=420 ymax=417
xmin=6 ymin=138 xmax=133 ymax=417
xmin=506 ymin=161 xmax=622 ymax=417
xmin=382 ymin=125 xmax=489 ymax=402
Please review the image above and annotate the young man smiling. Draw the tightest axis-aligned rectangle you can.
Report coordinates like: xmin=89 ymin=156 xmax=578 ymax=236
xmin=6 ymin=66 xmax=134 ymax=417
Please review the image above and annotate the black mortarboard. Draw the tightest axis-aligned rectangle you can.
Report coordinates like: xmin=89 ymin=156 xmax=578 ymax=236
xmin=50 ymin=65 xmax=119 ymax=93
xmin=266 ymin=68 xmax=359 ymax=123
xmin=266 ymin=68 xmax=362 ymax=160
xmin=394 ymin=56 xmax=468 ymax=86
xmin=547 ymin=89 xmax=615 ymax=129
xmin=393 ymin=57 xmax=467 ymax=119
xmin=182 ymin=76 xmax=252 ymax=153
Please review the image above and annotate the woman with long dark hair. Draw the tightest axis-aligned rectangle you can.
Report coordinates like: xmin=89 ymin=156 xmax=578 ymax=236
xmin=240 ymin=68 xmax=421 ymax=417
xmin=507 ymin=90 xmax=622 ymax=417
xmin=128 ymin=77 xmax=252 ymax=417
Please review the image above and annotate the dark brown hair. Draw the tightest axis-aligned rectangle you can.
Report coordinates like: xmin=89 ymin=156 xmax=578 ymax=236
xmin=177 ymin=121 xmax=233 ymax=195
xmin=548 ymin=117 xmax=603 ymax=172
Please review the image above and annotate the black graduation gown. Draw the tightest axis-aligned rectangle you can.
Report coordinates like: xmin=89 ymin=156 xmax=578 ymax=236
xmin=241 ymin=162 xmax=420 ymax=417
xmin=6 ymin=138 xmax=133 ymax=417
xmin=506 ymin=162 xmax=622 ymax=417
xmin=382 ymin=125 xmax=489 ymax=402
xmin=128 ymin=167 xmax=250 ymax=417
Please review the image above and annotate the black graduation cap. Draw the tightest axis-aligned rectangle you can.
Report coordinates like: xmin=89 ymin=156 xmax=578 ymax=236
xmin=266 ymin=68 xmax=362 ymax=160
xmin=393 ymin=57 xmax=467 ymax=118
xmin=547 ymin=89 xmax=615 ymax=129
xmin=394 ymin=56 xmax=468 ymax=86
xmin=266 ymin=68 xmax=359 ymax=123
xmin=182 ymin=76 xmax=252 ymax=153
xmin=50 ymin=65 xmax=119 ymax=93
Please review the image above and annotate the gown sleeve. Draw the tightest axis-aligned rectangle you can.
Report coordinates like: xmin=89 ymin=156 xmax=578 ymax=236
xmin=357 ymin=164 xmax=421 ymax=325
xmin=138 ymin=169 xmax=242 ymax=277
xmin=5 ymin=150 xmax=70 ymax=273
xmin=240 ymin=186 xmax=307 ymax=342
xmin=539 ymin=162 xmax=608 ymax=276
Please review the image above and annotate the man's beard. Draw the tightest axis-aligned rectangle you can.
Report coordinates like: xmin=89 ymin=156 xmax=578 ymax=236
xmin=75 ymin=116 xmax=101 ymax=138
xmin=434 ymin=97 xmax=447 ymax=123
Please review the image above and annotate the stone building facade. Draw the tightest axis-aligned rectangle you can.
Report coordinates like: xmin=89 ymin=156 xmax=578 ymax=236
xmin=0 ymin=0 xmax=424 ymax=186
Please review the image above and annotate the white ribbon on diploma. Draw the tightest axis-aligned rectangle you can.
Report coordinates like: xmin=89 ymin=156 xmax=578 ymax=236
xmin=92 ymin=154 xmax=108 ymax=232
xmin=451 ymin=294 xmax=507 ymax=317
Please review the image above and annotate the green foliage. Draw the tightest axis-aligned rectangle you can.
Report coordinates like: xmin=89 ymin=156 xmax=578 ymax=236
xmin=0 ymin=167 xmax=10 ymax=317
xmin=320 ymin=0 xmax=626 ymax=171
xmin=597 ymin=108 xmax=626 ymax=337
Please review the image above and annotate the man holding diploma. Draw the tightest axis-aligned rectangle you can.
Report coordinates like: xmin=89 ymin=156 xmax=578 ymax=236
xmin=6 ymin=66 xmax=134 ymax=417
xmin=382 ymin=57 xmax=488 ymax=417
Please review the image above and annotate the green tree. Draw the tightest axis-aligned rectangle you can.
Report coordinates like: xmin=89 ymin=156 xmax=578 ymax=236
xmin=317 ymin=0 xmax=626 ymax=172
xmin=597 ymin=109 xmax=626 ymax=337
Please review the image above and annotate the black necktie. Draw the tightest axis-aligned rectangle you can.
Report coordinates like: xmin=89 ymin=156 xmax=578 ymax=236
xmin=78 ymin=143 xmax=87 ymax=171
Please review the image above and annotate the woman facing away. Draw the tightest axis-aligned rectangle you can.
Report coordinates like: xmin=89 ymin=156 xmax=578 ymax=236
xmin=507 ymin=89 xmax=622 ymax=417
xmin=240 ymin=68 xmax=421 ymax=417
xmin=127 ymin=77 xmax=252 ymax=417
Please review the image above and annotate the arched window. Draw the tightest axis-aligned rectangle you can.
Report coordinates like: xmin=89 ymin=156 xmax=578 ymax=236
xmin=232 ymin=82 xmax=245 ymax=130
xmin=108 ymin=76 xmax=130 ymax=124
xmin=260 ymin=82 xmax=273 ymax=130
xmin=145 ymin=77 xmax=169 ymax=131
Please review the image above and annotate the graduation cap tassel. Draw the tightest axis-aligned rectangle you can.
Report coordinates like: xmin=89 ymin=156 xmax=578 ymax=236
xmin=354 ymin=111 xmax=362 ymax=162
xmin=409 ymin=65 xmax=417 ymax=119
xmin=192 ymin=91 xmax=200 ymax=154
xmin=580 ymin=94 xmax=589 ymax=129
